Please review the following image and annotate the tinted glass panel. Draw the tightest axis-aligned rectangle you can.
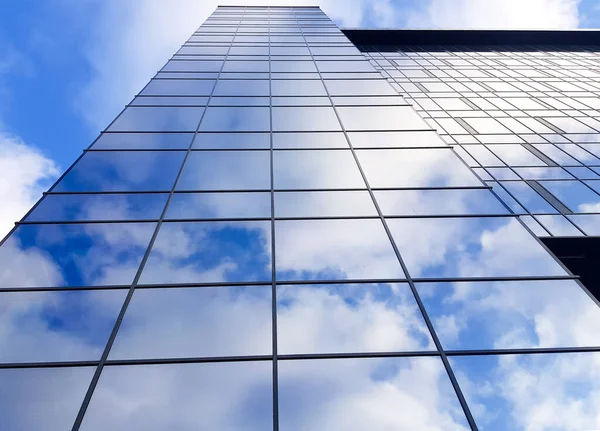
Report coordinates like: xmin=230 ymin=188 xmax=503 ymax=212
xmin=108 ymin=107 xmax=204 ymax=132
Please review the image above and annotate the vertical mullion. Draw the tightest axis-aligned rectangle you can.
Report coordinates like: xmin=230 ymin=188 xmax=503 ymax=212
xmin=298 ymin=18 xmax=481 ymax=431
xmin=268 ymin=7 xmax=280 ymax=431
xmin=69 ymin=9 xmax=244 ymax=431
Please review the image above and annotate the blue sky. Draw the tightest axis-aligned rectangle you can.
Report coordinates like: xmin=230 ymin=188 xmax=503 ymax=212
xmin=1 ymin=0 xmax=600 ymax=237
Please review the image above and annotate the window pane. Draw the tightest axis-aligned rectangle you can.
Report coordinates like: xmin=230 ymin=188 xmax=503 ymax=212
xmin=140 ymin=79 xmax=216 ymax=96
xmin=91 ymin=133 xmax=194 ymax=150
xmin=110 ymin=286 xmax=271 ymax=359
xmin=277 ymin=283 xmax=432 ymax=354
xmin=451 ymin=353 xmax=600 ymax=431
xmin=539 ymin=180 xmax=600 ymax=213
xmin=177 ymin=151 xmax=270 ymax=191
xmin=375 ymin=189 xmax=508 ymax=216
xmin=273 ymin=150 xmax=365 ymax=189
xmin=25 ymin=193 xmax=168 ymax=222
xmin=271 ymin=79 xmax=327 ymax=96
xmin=0 ymin=367 xmax=94 ymax=431
xmin=192 ymin=133 xmax=270 ymax=149
xmin=52 ymin=151 xmax=185 ymax=192
xmin=324 ymin=79 xmax=397 ymax=96
xmin=337 ymin=106 xmax=430 ymax=131
xmin=275 ymin=190 xmax=376 ymax=217
xmin=108 ymin=107 xmax=204 ymax=132
xmin=139 ymin=221 xmax=271 ymax=284
xmin=1 ymin=289 xmax=125 ymax=362
xmin=347 ymin=131 xmax=445 ymax=148
xmin=356 ymin=149 xmax=482 ymax=188
xmin=275 ymin=219 xmax=405 ymax=281
xmin=213 ymin=79 xmax=269 ymax=96
xmin=166 ymin=192 xmax=271 ymax=219
xmin=273 ymin=132 xmax=348 ymax=149
xmin=272 ymin=107 xmax=341 ymax=131
xmin=387 ymin=217 xmax=567 ymax=278
xmin=199 ymin=107 xmax=270 ymax=131
xmin=279 ymin=357 xmax=470 ymax=430
xmin=81 ymin=362 xmax=272 ymax=430
xmin=0 ymin=223 xmax=155 ymax=287
xmin=419 ymin=279 xmax=600 ymax=350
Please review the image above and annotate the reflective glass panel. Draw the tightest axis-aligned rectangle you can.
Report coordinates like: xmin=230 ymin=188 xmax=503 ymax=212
xmin=272 ymin=107 xmax=341 ymax=131
xmin=324 ymin=80 xmax=397 ymax=96
xmin=0 ymin=223 xmax=155 ymax=287
xmin=139 ymin=221 xmax=271 ymax=284
xmin=337 ymin=106 xmax=431 ymax=131
xmin=356 ymin=149 xmax=482 ymax=188
xmin=140 ymin=79 xmax=216 ymax=96
xmin=0 ymin=289 xmax=125 ymax=362
xmin=272 ymin=132 xmax=348 ymax=149
xmin=110 ymin=286 xmax=271 ymax=359
xmin=277 ymin=283 xmax=433 ymax=354
xmin=25 ymin=193 xmax=168 ymax=222
xmin=418 ymin=280 xmax=600 ymax=350
xmin=91 ymin=133 xmax=194 ymax=150
xmin=387 ymin=217 xmax=567 ymax=278
xmin=275 ymin=190 xmax=376 ymax=217
xmin=213 ymin=79 xmax=270 ymax=96
xmin=199 ymin=107 xmax=270 ymax=131
xmin=273 ymin=150 xmax=365 ymax=189
xmin=347 ymin=131 xmax=445 ymax=148
xmin=192 ymin=132 xmax=270 ymax=149
xmin=279 ymin=357 xmax=470 ymax=430
xmin=81 ymin=362 xmax=272 ymax=430
xmin=166 ymin=192 xmax=270 ymax=219
xmin=275 ymin=219 xmax=405 ymax=281
xmin=271 ymin=80 xmax=327 ymax=96
xmin=539 ymin=180 xmax=600 ymax=213
xmin=374 ymin=189 xmax=508 ymax=216
xmin=177 ymin=151 xmax=270 ymax=191
xmin=451 ymin=353 xmax=600 ymax=431
xmin=52 ymin=151 xmax=185 ymax=192
xmin=0 ymin=367 xmax=94 ymax=431
xmin=107 ymin=107 xmax=204 ymax=132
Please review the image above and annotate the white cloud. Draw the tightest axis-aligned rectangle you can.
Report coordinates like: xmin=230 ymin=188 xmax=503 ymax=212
xmin=407 ymin=0 xmax=581 ymax=29
xmin=0 ymin=133 xmax=59 ymax=240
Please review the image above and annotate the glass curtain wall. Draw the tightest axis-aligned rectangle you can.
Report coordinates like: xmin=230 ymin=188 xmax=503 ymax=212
xmin=1 ymin=6 xmax=600 ymax=431
xmin=363 ymin=45 xmax=600 ymax=237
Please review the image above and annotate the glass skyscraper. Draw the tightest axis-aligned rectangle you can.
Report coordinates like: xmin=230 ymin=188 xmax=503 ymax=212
xmin=1 ymin=6 xmax=599 ymax=431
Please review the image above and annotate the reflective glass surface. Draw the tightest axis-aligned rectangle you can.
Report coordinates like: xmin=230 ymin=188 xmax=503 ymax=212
xmin=52 ymin=151 xmax=185 ymax=192
xmin=166 ymin=192 xmax=271 ymax=219
xmin=451 ymin=352 xmax=600 ymax=431
xmin=418 ymin=280 xmax=600 ymax=349
xmin=275 ymin=190 xmax=376 ymax=217
xmin=337 ymin=106 xmax=431 ymax=131
xmin=81 ymin=362 xmax=273 ymax=430
xmin=356 ymin=149 xmax=482 ymax=188
xmin=177 ymin=151 xmax=271 ymax=191
xmin=108 ymin=107 xmax=205 ymax=132
xmin=0 ymin=367 xmax=94 ymax=431
xmin=272 ymin=107 xmax=341 ymax=131
xmin=26 ymin=193 xmax=168 ymax=222
xmin=277 ymin=283 xmax=432 ymax=354
xmin=273 ymin=150 xmax=366 ymax=189
xmin=275 ymin=219 xmax=405 ymax=281
xmin=110 ymin=286 xmax=271 ymax=359
xmin=139 ymin=221 xmax=271 ymax=284
xmin=91 ymin=133 xmax=194 ymax=150
xmin=374 ymin=189 xmax=508 ymax=216
xmin=387 ymin=217 xmax=567 ymax=278
xmin=199 ymin=107 xmax=270 ymax=131
xmin=0 ymin=223 xmax=155 ymax=287
xmin=0 ymin=289 xmax=125 ymax=362
xmin=279 ymin=357 xmax=470 ymax=430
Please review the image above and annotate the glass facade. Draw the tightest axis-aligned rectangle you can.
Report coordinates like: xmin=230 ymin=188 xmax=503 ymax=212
xmin=0 ymin=6 xmax=599 ymax=431
xmin=362 ymin=45 xmax=600 ymax=237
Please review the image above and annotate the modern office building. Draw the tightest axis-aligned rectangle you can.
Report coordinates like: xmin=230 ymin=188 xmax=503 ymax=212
xmin=1 ymin=5 xmax=599 ymax=431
